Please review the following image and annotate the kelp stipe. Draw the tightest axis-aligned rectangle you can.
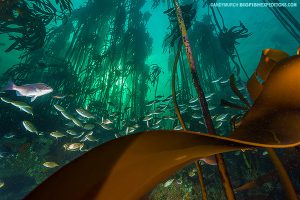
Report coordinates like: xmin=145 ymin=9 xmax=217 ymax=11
xmin=171 ymin=0 xmax=236 ymax=199
xmin=172 ymin=41 xmax=208 ymax=200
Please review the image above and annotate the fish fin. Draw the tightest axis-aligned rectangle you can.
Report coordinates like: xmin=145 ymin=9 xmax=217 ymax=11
xmin=31 ymin=96 xmax=37 ymax=102
xmin=2 ymin=80 xmax=16 ymax=91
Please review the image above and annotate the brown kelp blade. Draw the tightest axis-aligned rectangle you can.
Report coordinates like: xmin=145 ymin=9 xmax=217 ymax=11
xmin=25 ymin=129 xmax=300 ymax=200
xmin=247 ymin=48 xmax=289 ymax=101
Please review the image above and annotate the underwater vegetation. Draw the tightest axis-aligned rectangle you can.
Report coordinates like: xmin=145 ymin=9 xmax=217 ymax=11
xmin=0 ymin=0 xmax=300 ymax=200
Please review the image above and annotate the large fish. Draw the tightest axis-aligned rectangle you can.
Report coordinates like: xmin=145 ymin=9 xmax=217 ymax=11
xmin=3 ymin=81 xmax=53 ymax=102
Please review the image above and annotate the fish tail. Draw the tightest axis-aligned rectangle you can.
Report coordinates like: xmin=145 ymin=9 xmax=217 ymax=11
xmin=2 ymin=80 xmax=16 ymax=91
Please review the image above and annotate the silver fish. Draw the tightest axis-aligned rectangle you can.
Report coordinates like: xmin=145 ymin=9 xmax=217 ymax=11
xmin=83 ymin=124 xmax=95 ymax=130
xmin=22 ymin=121 xmax=38 ymax=134
xmin=19 ymin=106 xmax=33 ymax=115
xmin=174 ymin=125 xmax=183 ymax=130
xmin=0 ymin=97 xmax=13 ymax=104
xmin=215 ymin=121 xmax=223 ymax=129
xmin=60 ymin=111 xmax=73 ymax=120
xmin=216 ymin=114 xmax=228 ymax=122
xmin=189 ymin=97 xmax=198 ymax=104
xmin=126 ymin=127 xmax=136 ymax=134
xmin=76 ymin=108 xmax=95 ymax=119
xmin=220 ymin=79 xmax=229 ymax=84
xmin=211 ymin=77 xmax=222 ymax=83
xmin=3 ymin=81 xmax=53 ymax=102
xmin=205 ymin=93 xmax=215 ymax=99
xmin=192 ymin=113 xmax=202 ymax=119
xmin=53 ymin=104 xmax=65 ymax=112
xmin=66 ymin=130 xmax=79 ymax=136
xmin=99 ymin=122 xmax=113 ymax=130
xmin=208 ymin=106 xmax=216 ymax=110
xmin=50 ymin=131 xmax=65 ymax=139
xmin=71 ymin=118 xmax=83 ymax=127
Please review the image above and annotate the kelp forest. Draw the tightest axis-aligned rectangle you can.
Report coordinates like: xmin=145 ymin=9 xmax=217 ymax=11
xmin=0 ymin=0 xmax=300 ymax=199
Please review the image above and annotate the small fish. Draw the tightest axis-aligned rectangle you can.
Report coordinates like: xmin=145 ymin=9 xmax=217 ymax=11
xmin=211 ymin=77 xmax=222 ymax=83
xmin=174 ymin=125 xmax=183 ymax=130
xmin=180 ymin=107 xmax=187 ymax=114
xmin=176 ymin=179 xmax=183 ymax=185
xmin=208 ymin=106 xmax=216 ymax=110
xmin=43 ymin=162 xmax=59 ymax=168
xmin=146 ymin=100 xmax=156 ymax=106
xmin=102 ymin=118 xmax=113 ymax=125
xmin=153 ymin=119 xmax=162 ymax=125
xmin=60 ymin=111 xmax=73 ymax=120
xmin=143 ymin=116 xmax=153 ymax=121
xmin=262 ymin=151 xmax=268 ymax=156
xmin=83 ymin=124 xmax=95 ymax=130
xmin=50 ymin=131 xmax=65 ymax=139
xmin=19 ymin=106 xmax=33 ymax=115
xmin=99 ymin=123 xmax=113 ymax=130
xmin=81 ymin=132 xmax=97 ymax=142
xmin=0 ymin=180 xmax=4 ymax=188
xmin=215 ymin=114 xmax=228 ymax=122
xmin=220 ymin=79 xmax=229 ymax=84
xmin=76 ymin=108 xmax=95 ymax=119
xmin=149 ymin=109 xmax=163 ymax=115
xmin=189 ymin=104 xmax=198 ymax=108
xmin=189 ymin=97 xmax=198 ymax=104
xmin=73 ymin=132 xmax=85 ymax=139
xmin=231 ymin=96 xmax=240 ymax=100
xmin=84 ymin=134 xmax=98 ymax=142
xmin=163 ymin=116 xmax=176 ymax=121
xmin=53 ymin=104 xmax=65 ymax=112
xmin=215 ymin=121 xmax=223 ymax=129
xmin=126 ymin=127 xmax=136 ymax=134
xmin=63 ymin=143 xmax=84 ymax=151
xmin=0 ymin=97 xmax=13 ymax=104
xmin=205 ymin=93 xmax=215 ymax=99
xmin=191 ymin=106 xmax=200 ymax=111
xmin=10 ymin=101 xmax=30 ymax=108
xmin=155 ymin=95 xmax=164 ymax=99
xmin=151 ymin=124 xmax=160 ymax=129
xmin=3 ymin=133 xmax=15 ymax=139
xmin=66 ymin=130 xmax=79 ymax=136
xmin=163 ymin=179 xmax=174 ymax=187
xmin=3 ymin=81 xmax=53 ymax=102
xmin=192 ymin=113 xmax=202 ymax=119
xmin=216 ymin=114 xmax=228 ymax=122
xmin=22 ymin=121 xmax=38 ymax=134
xmin=52 ymin=94 xmax=73 ymax=99
xmin=71 ymin=118 xmax=83 ymax=128
xmin=143 ymin=116 xmax=153 ymax=127
xmin=133 ymin=124 xmax=140 ymax=129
